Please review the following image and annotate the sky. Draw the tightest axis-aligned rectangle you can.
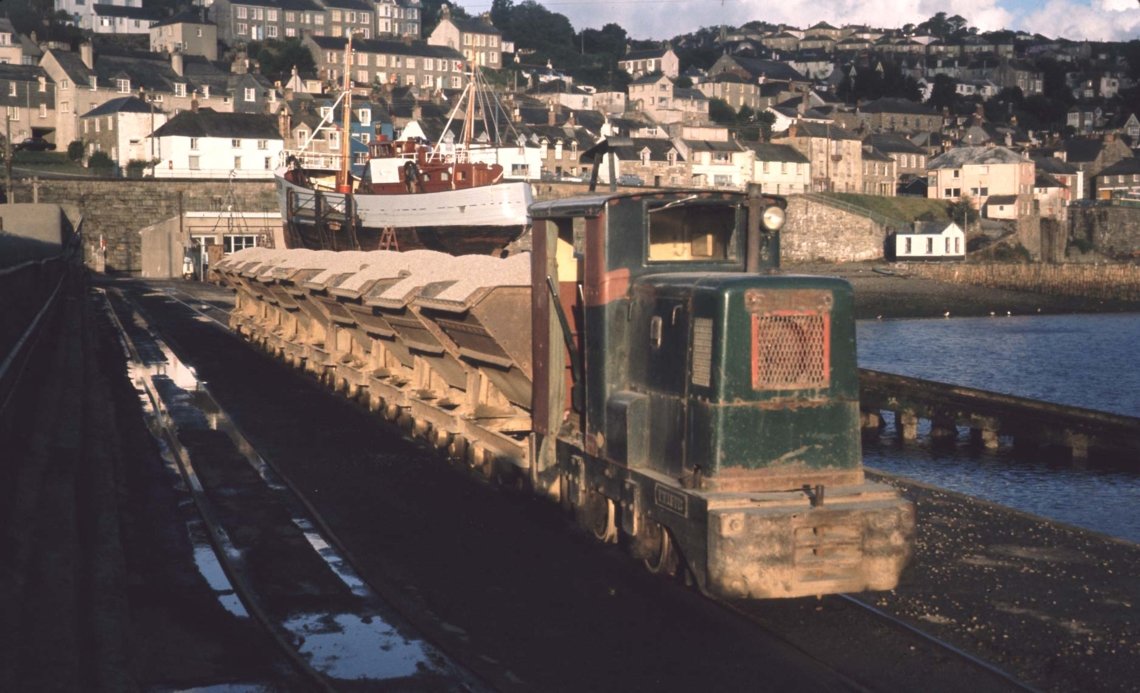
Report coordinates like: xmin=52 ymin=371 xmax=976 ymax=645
xmin=456 ymin=0 xmax=1140 ymax=42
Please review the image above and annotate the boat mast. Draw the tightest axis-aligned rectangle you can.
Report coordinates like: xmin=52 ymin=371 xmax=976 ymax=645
xmin=461 ymin=63 xmax=476 ymax=155
xmin=338 ymin=33 xmax=354 ymax=192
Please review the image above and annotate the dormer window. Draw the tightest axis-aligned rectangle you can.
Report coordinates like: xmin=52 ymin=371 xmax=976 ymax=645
xmin=202 ymin=86 xmax=210 ymax=98
xmin=244 ymin=87 xmax=255 ymax=102
xmin=117 ymin=78 xmax=131 ymax=93
xmin=357 ymin=108 xmax=371 ymax=124
xmin=320 ymin=106 xmax=332 ymax=119
xmin=174 ymin=83 xmax=186 ymax=97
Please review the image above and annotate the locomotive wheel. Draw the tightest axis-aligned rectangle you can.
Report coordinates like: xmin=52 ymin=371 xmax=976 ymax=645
xmin=430 ymin=427 xmax=452 ymax=450
xmin=580 ymin=489 xmax=617 ymax=544
xmin=642 ymin=520 xmax=680 ymax=576
xmin=447 ymin=435 xmax=467 ymax=461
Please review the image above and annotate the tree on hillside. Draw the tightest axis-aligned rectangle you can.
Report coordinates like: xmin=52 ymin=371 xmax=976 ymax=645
xmin=248 ymin=39 xmax=316 ymax=83
xmin=708 ymin=98 xmax=735 ymax=125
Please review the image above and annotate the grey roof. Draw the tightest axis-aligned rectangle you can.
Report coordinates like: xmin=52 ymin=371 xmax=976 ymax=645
xmin=725 ymin=56 xmax=806 ymax=83
xmin=308 ymin=35 xmax=464 ymax=60
xmin=862 ymin=145 xmax=893 ymax=162
xmin=910 ymin=220 xmax=958 ymax=235
xmin=781 ymin=121 xmax=861 ymax=141
xmin=223 ymin=0 xmax=322 ymax=9
xmin=1032 ymin=155 xmax=1078 ymax=175
xmin=152 ymin=9 xmax=215 ymax=28
xmin=864 ymin=132 xmax=926 ymax=154
xmin=93 ymin=4 xmax=162 ymax=19
xmin=444 ymin=15 xmax=502 ymax=36
xmin=151 ymin=109 xmax=282 ymax=139
xmin=859 ymin=97 xmax=938 ymax=116
xmin=44 ymin=49 xmax=93 ymax=87
xmin=80 ymin=95 xmax=154 ymax=117
xmin=623 ymin=47 xmax=670 ymax=61
xmin=630 ymin=72 xmax=669 ymax=86
xmin=928 ymin=146 xmax=1024 ymax=169
xmin=1095 ymin=156 xmax=1140 ymax=177
xmin=1035 ymin=171 xmax=1064 ymax=188
xmin=1063 ymin=137 xmax=1107 ymax=164
xmin=321 ymin=0 xmax=375 ymax=10
xmin=683 ymin=139 xmax=742 ymax=152
xmin=747 ymin=142 xmax=809 ymax=163
xmin=985 ymin=195 xmax=1018 ymax=205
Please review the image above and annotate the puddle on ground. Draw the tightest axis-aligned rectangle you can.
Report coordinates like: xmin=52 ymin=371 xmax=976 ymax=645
xmin=284 ymin=612 xmax=444 ymax=681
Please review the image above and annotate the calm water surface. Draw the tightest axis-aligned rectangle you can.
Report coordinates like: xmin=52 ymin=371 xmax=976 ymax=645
xmin=856 ymin=313 xmax=1140 ymax=544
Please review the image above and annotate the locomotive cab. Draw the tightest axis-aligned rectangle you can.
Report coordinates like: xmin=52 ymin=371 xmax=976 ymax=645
xmin=530 ymin=190 xmax=914 ymax=598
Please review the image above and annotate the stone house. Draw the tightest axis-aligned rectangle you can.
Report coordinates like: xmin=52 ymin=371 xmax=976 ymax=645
xmin=681 ymin=138 xmax=746 ymax=189
xmin=305 ymin=34 xmax=465 ymax=91
xmin=1056 ymin=135 xmax=1133 ymax=198
xmin=78 ymin=95 xmax=168 ymax=167
xmin=855 ymin=97 xmax=941 ymax=134
xmin=628 ymin=74 xmax=708 ymax=125
xmin=926 ymin=145 xmax=1035 ymax=214
xmin=618 ymin=45 xmax=679 ymax=80
xmin=0 ymin=64 xmax=54 ymax=146
xmin=210 ymin=0 xmax=325 ymax=45
xmin=1091 ymin=157 xmax=1140 ymax=200
xmin=863 ymin=132 xmax=928 ymax=185
xmin=150 ymin=9 xmax=219 ymax=61
xmin=747 ymin=142 xmax=811 ymax=195
xmin=776 ymin=120 xmax=864 ymax=193
xmin=427 ymin=7 xmax=503 ymax=70
xmin=862 ymin=145 xmax=897 ymax=196
xmin=1033 ymin=155 xmax=1083 ymax=203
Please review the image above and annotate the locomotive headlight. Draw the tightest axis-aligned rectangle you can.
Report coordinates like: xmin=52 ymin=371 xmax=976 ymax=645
xmin=761 ymin=205 xmax=786 ymax=232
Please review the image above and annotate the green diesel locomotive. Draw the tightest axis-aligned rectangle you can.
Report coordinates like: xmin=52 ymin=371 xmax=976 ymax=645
xmin=218 ymin=188 xmax=914 ymax=599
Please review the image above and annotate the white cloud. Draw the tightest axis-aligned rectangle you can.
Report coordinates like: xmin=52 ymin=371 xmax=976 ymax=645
xmin=464 ymin=0 xmax=1140 ymax=41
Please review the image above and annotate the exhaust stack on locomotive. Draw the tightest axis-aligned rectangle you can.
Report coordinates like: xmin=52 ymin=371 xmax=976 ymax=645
xmin=216 ymin=189 xmax=914 ymax=599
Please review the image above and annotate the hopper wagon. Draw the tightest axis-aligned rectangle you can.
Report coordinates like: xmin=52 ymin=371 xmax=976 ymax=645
xmin=215 ymin=189 xmax=915 ymax=599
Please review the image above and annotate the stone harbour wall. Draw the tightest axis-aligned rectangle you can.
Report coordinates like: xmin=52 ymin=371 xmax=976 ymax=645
xmin=10 ymin=178 xmax=278 ymax=273
xmin=1070 ymin=203 xmax=1140 ymax=260
xmin=782 ymin=195 xmax=890 ymax=263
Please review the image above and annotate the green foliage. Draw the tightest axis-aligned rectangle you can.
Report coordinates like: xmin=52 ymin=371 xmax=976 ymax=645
xmin=927 ymin=74 xmax=958 ymax=112
xmin=947 ymin=196 xmax=979 ymax=228
xmin=125 ymin=159 xmax=157 ymax=178
xmin=839 ymin=60 xmax=921 ymax=103
xmin=248 ymin=39 xmax=316 ymax=83
xmin=87 ymin=151 xmax=114 ymax=172
xmin=708 ymin=98 xmax=735 ymax=124
xmin=67 ymin=141 xmax=84 ymax=162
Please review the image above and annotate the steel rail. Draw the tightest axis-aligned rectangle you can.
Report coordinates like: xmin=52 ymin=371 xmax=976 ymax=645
xmin=0 ymin=259 xmax=66 ymax=419
xmin=97 ymin=288 xmax=336 ymax=693
xmin=834 ymin=593 xmax=1042 ymax=693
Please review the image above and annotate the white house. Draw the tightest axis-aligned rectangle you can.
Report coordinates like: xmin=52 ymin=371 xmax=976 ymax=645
xmin=894 ymin=220 xmax=965 ymax=261
xmin=150 ymin=108 xmax=284 ymax=178
xmin=748 ymin=142 xmax=811 ymax=195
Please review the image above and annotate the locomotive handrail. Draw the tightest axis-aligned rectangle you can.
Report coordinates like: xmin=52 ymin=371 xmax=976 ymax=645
xmin=547 ymin=275 xmax=583 ymax=411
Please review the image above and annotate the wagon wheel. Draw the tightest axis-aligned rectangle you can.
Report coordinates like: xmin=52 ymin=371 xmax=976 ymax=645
xmin=642 ymin=520 xmax=680 ymax=576
xmin=580 ymin=489 xmax=617 ymax=544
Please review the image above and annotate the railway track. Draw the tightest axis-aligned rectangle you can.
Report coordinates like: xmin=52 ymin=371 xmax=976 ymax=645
xmin=102 ymin=284 xmax=485 ymax=691
xmin=127 ymin=279 xmax=1037 ymax=693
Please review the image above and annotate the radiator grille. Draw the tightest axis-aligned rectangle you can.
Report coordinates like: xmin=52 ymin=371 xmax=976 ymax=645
xmin=691 ymin=318 xmax=713 ymax=388
xmin=751 ymin=312 xmax=830 ymax=390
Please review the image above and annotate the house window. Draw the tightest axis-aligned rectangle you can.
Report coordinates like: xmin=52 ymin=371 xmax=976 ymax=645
xmin=237 ymin=23 xmax=248 ymax=35
xmin=234 ymin=156 xmax=242 ymax=169
xmin=190 ymin=138 xmax=199 ymax=150
xmin=904 ymin=237 xmax=912 ymax=254
xmin=236 ymin=7 xmax=247 ymax=18
xmin=945 ymin=237 xmax=950 ymax=253
xmin=7 ymin=82 xmax=16 ymax=97
xmin=267 ymin=26 xmax=278 ymax=38
xmin=189 ymin=155 xmax=200 ymax=170
xmin=926 ymin=238 xmax=934 ymax=254
xmin=267 ymin=9 xmax=277 ymax=20
xmin=117 ymin=78 xmax=130 ymax=93
xmin=175 ymin=83 xmax=186 ymax=97
xmin=357 ymin=108 xmax=371 ymax=123
xmin=285 ymin=27 xmax=296 ymax=37
xmin=244 ymin=88 xmax=256 ymax=102
xmin=232 ymin=139 xmax=241 ymax=148
xmin=264 ymin=157 xmax=272 ymax=170
xmin=61 ymin=101 xmax=69 ymax=113
xmin=38 ymin=104 xmax=46 ymax=118
xmin=286 ymin=11 xmax=295 ymax=22
xmin=357 ymin=70 xmax=369 ymax=83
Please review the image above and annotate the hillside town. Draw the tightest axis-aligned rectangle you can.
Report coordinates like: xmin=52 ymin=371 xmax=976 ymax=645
xmin=3 ymin=3 xmax=1140 ymax=262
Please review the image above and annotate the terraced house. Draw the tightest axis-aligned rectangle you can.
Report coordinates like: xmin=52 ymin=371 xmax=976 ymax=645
xmin=211 ymin=0 xmax=325 ymax=43
xmin=427 ymin=6 xmax=502 ymax=69
xmin=305 ymin=35 xmax=465 ymax=90
xmin=0 ymin=64 xmax=55 ymax=145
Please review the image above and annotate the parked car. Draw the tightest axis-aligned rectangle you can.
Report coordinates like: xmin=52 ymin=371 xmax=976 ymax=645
xmin=14 ymin=137 xmax=55 ymax=152
xmin=617 ymin=173 xmax=643 ymax=186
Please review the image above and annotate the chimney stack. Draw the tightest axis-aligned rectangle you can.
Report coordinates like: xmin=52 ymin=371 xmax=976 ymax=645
xmin=80 ymin=41 xmax=93 ymax=69
xmin=171 ymin=49 xmax=184 ymax=77
xmin=548 ymin=104 xmax=556 ymax=126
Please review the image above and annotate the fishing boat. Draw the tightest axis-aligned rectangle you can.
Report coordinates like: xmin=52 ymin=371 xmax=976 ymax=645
xmin=276 ymin=37 xmax=532 ymax=255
